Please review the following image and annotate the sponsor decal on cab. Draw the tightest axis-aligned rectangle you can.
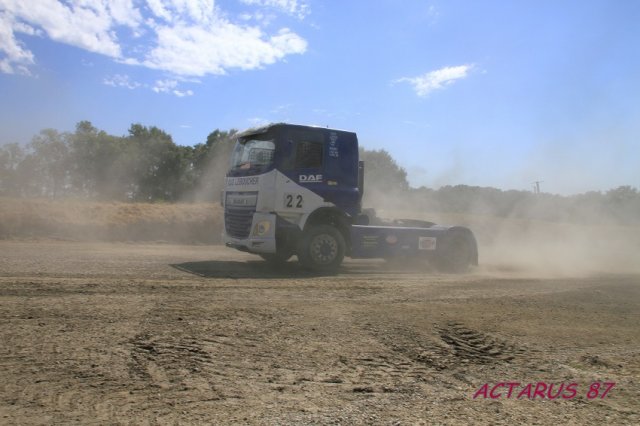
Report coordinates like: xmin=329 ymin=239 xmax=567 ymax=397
xmin=227 ymin=176 xmax=259 ymax=186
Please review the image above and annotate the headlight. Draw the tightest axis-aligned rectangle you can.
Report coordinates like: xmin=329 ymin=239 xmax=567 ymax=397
xmin=253 ymin=220 xmax=271 ymax=236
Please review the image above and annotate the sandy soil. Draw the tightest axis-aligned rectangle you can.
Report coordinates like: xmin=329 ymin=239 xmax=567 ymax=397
xmin=0 ymin=240 xmax=638 ymax=425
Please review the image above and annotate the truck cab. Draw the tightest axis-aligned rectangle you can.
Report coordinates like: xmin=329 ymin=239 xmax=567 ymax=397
xmin=222 ymin=123 xmax=477 ymax=272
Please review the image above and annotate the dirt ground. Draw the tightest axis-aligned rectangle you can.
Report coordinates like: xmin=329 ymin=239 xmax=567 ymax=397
xmin=0 ymin=240 xmax=638 ymax=425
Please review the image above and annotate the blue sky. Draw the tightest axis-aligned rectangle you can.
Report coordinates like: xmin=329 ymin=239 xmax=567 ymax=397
xmin=1 ymin=0 xmax=638 ymax=194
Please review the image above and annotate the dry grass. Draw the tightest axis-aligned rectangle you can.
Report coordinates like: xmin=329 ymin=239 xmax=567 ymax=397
xmin=0 ymin=198 xmax=223 ymax=243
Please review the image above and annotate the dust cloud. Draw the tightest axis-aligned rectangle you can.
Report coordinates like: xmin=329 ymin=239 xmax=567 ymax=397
xmin=179 ymin=131 xmax=237 ymax=205
xmin=363 ymin=186 xmax=640 ymax=278
xmin=2 ymin=124 xmax=638 ymax=278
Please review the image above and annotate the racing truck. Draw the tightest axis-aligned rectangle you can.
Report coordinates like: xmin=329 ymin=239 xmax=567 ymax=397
xmin=222 ymin=123 xmax=478 ymax=272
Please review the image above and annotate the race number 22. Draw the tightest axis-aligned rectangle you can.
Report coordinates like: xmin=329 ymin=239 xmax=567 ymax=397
xmin=284 ymin=194 xmax=303 ymax=208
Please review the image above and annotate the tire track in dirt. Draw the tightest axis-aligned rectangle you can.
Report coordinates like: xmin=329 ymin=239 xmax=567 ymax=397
xmin=359 ymin=320 xmax=528 ymax=384
xmin=0 ymin=294 xmax=150 ymax=423
xmin=437 ymin=321 xmax=527 ymax=364
xmin=129 ymin=332 xmax=215 ymax=385
xmin=121 ymin=297 xmax=309 ymax=421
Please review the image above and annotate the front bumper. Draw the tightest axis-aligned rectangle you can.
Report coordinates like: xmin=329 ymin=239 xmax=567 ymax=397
xmin=222 ymin=212 xmax=276 ymax=254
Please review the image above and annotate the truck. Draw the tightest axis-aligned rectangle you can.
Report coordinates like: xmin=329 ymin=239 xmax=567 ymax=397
xmin=222 ymin=123 xmax=478 ymax=272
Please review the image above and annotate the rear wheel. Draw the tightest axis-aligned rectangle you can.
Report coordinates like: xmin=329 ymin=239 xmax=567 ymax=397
xmin=434 ymin=233 xmax=473 ymax=273
xmin=297 ymin=225 xmax=346 ymax=272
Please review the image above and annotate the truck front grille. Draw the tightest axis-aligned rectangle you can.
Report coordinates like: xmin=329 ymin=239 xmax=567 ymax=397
xmin=224 ymin=207 xmax=255 ymax=239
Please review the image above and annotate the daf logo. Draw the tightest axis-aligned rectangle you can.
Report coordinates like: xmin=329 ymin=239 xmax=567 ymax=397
xmin=299 ymin=174 xmax=323 ymax=183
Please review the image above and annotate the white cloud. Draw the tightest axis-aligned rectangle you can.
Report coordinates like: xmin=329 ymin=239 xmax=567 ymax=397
xmin=0 ymin=0 xmax=308 ymax=76
xmin=425 ymin=4 xmax=440 ymax=26
xmin=140 ymin=23 xmax=306 ymax=76
xmin=103 ymin=73 xmax=141 ymax=89
xmin=396 ymin=64 xmax=474 ymax=97
xmin=152 ymin=78 xmax=178 ymax=93
xmin=102 ymin=75 xmax=193 ymax=95
xmin=173 ymin=88 xmax=193 ymax=97
xmin=239 ymin=11 xmax=277 ymax=27
xmin=0 ymin=11 xmax=35 ymax=74
xmin=271 ymin=103 xmax=292 ymax=114
xmin=0 ymin=0 xmax=138 ymax=60
xmin=146 ymin=0 xmax=215 ymax=25
xmin=247 ymin=117 xmax=270 ymax=127
xmin=146 ymin=0 xmax=175 ymax=23
xmin=152 ymin=78 xmax=193 ymax=96
xmin=108 ymin=0 xmax=144 ymax=27
xmin=240 ymin=0 xmax=309 ymax=20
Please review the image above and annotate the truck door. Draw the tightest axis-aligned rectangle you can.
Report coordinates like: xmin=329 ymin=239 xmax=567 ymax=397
xmin=319 ymin=130 xmax=360 ymax=216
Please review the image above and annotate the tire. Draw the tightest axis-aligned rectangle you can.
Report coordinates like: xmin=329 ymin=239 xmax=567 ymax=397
xmin=434 ymin=233 xmax=473 ymax=273
xmin=297 ymin=225 xmax=346 ymax=272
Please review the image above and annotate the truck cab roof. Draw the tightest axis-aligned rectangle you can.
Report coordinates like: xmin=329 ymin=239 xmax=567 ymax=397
xmin=236 ymin=122 xmax=356 ymax=139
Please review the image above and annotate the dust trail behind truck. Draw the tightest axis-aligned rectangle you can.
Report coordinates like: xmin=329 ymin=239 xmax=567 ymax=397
xmin=222 ymin=123 xmax=477 ymax=272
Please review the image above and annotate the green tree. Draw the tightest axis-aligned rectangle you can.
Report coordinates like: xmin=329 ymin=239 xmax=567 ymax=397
xmin=605 ymin=186 xmax=640 ymax=225
xmin=359 ymin=147 xmax=409 ymax=193
xmin=127 ymin=123 xmax=190 ymax=201
xmin=26 ymin=129 xmax=70 ymax=198
xmin=69 ymin=121 xmax=131 ymax=199
xmin=0 ymin=143 xmax=26 ymax=196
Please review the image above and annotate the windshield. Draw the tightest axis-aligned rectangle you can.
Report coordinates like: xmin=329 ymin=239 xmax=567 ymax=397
xmin=230 ymin=135 xmax=275 ymax=172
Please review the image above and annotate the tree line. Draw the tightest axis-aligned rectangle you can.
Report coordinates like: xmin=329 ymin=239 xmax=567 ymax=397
xmin=1 ymin=121 xmax=638 ymax=225
xmin=405 ymin=184 xmax=640 ymax=226
xmin=0 ymin=121 xmax=236 ymax=202
xmin=0 ymin=121 xmax=414 ymax=202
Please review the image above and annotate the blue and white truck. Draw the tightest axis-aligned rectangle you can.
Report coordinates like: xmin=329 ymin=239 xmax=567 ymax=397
xmin=222 ymin=123 xmax=478 ymax=272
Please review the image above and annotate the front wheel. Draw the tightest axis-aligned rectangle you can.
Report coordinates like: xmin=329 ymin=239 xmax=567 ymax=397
xmin=297 ymin=225 xmax=346 ymax=272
